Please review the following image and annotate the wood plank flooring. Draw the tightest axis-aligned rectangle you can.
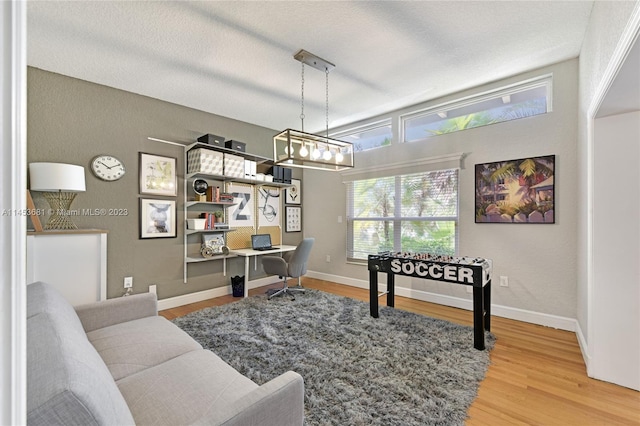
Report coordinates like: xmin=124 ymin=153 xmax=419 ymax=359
xmin=160 ymin=277 xmax=640 ymax=425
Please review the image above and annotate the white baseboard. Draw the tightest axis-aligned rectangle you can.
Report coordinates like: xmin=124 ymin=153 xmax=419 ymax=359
xmin=158 ymin=270 xmax=578 ymax=332
xmin=306 ymin=270 xmax=578 ymax=332
xmin=575 ymin=322 xmax=591 ymax=374
xmin=157 ymin=275 xmax=282 ymax=311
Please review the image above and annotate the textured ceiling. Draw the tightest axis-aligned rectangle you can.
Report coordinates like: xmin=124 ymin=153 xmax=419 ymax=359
xmin=27 ymin=1 xmax=594 ymax=133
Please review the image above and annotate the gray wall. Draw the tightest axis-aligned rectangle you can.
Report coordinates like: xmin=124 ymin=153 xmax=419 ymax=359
xmin=27 ymin=67 xmax=301 ymax=300
xmin=304 ymin=58 xmax=579 ymax=320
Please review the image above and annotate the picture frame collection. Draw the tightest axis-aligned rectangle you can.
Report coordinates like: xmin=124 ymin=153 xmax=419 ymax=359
xmin=138 ymin=152 xmax=178 ymax=239
xmin=285 ymin=178 xmax=301 ymax=232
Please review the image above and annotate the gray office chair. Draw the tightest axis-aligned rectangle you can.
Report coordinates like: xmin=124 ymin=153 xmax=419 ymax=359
xmin=262 ymin=238 xmax=314 ymax=300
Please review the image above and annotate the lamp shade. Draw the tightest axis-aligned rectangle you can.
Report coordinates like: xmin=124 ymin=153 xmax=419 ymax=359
xmin=29 ymin=162 xmax=86 ymax=192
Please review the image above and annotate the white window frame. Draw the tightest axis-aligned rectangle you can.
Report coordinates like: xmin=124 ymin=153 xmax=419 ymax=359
xmin=400 ymin=74 xmax=553 ymax=143
xmin=346 ymin=169 xmax=459 ymax=263
xmin=331 ymin=118 xmax=393 ymax=152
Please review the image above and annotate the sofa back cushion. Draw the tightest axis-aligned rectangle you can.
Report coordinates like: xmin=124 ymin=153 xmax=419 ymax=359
xmin=27 ymin=282 xmax=135 ymax=426
xmin=27 ymin=281 xmax=85 ymax=328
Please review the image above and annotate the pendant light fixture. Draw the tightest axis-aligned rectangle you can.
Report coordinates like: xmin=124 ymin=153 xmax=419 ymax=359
xmin=273 ymin=49 xmax=354 ymax=171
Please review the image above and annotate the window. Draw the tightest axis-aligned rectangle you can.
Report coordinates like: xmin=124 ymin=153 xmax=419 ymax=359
xmin=332 ymin=119 xmax=392 ymax=152
xmin=346 ymin=169 xmax=458 ymax=261
xmin=402 ymin=75 xmax=552 ymax=142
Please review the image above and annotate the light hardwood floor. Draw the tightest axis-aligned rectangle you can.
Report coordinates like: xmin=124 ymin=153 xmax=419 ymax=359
xmin=160 ymin=277 xmax=640 ymax=425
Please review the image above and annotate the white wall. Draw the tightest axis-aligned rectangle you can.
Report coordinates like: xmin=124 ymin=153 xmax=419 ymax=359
xmin=591 ymin=111 xmax=640 ymax=390
xmin=304 ymin=58 xmax=579 ymax=328
xmin=577 ymin=0 xmax=640 ymax=376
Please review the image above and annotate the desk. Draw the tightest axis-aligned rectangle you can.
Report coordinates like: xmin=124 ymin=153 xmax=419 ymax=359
xmin=231 ymin=245 xmax=297 ymax=297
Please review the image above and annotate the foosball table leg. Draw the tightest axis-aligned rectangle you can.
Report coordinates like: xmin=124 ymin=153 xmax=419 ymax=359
xmin=369 ymin=270 xmax=379 ymax=318
xmin=473 ymin=285 xmax=486 ymax=350
xmin=484 ymin=280 xmax=491 ymax=332
xmin=387 ymin=272 xmax=395 ymax=308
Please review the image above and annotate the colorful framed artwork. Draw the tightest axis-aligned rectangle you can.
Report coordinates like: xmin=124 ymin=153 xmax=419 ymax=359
xmin=475 ymin=154 xmax=555 ymax=223
xmin=139 ymin=198 xmax=177 ymax=238
xmin=139 ymin=152 xmax=177 ymax=197
xmin=285 ymin=206 xmax=302 ymax=232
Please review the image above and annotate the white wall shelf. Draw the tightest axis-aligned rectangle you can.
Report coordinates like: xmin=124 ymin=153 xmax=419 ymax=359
xmin=181 ymin=139 xmax=291 ymax=283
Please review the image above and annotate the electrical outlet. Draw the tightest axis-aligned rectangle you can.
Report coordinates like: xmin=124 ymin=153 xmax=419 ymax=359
xmin=326 ymin=254 xmax=331 ymax=263
xmin=337 ymin=215 xmax=343 ymax=223
xmin=149 ymin=284 xmax=157 ymax=294
xmin=500 ymin=276 xmax=509 ymax=287
xmin=124 ymin=276 xmax=133 ymax=288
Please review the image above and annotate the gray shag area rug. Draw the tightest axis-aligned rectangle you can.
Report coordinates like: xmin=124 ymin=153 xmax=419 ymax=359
xmin=172 ymin=289 xmax=494 ymax=426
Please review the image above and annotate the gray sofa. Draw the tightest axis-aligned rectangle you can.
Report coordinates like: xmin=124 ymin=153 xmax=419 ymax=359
xmin=27 ymin=281 xmax=304 ymax=426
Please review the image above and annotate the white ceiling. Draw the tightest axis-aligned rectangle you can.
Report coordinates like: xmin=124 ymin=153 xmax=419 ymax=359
xmin=27 ymin=1 xmax=595 ymax=133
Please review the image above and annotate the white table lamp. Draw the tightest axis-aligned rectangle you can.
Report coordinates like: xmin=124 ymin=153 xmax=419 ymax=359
xmin=29 ymin=162 xmax=86 ymax=230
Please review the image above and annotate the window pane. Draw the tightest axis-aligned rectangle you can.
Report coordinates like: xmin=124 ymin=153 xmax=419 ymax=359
xmin=401 ymin=170 xmax=458 ymax=217
xmin=401 ymin=221 xmax=456 ymax=255
xmin=335 ymin=122 xmax=392 ymax=152
xmin=350 ymin=220 xmax=394 ymax=259
xmin=352 ymin=176 xmax=395 ymax=218
xmin=403 ymin=79 xmax=550 ymax=142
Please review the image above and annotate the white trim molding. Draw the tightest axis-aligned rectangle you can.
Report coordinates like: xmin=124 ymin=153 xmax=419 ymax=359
xmin=306 ymin=270 xmax=578 ymax=332
xmin=157 ymin=275 xmax=282 ymax=311
xmin=1 ymin=1 xmax=27 ymax=424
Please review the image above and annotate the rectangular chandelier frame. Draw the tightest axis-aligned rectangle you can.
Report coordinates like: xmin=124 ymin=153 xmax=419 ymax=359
xmin=273 ymin=129 xmax=355 ymax=171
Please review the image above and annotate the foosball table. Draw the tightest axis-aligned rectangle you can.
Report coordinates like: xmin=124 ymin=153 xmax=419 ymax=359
xmin=368 ymin=252 xmax=492 ymax=350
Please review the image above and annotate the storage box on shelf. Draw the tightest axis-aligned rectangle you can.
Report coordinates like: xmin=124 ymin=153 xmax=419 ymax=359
xmin=185 ymin=142 xmax=292 ymax=187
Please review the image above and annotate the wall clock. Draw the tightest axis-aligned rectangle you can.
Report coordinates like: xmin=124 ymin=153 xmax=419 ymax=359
xmin=90 ymin=155 xmax=125 ymax=181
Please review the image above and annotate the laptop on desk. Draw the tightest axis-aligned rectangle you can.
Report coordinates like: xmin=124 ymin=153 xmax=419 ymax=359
xmin=251 ymin=234 xmax=278 ymax=251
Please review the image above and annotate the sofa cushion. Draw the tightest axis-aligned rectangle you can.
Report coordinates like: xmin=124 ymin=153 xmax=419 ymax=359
xmin=87 ymin=316 xmax=202 ymax=380
xmin=27 ymin=312 xmax=135 ymax=426
xmin=27 ymin=281 xmax=86 ymax=341
xmin=117 ymin=349 xmax=258 ymax=426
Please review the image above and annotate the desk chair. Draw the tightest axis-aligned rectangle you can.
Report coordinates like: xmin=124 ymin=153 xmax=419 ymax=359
xmin=262 ymin=238 xmax=314 ymax=300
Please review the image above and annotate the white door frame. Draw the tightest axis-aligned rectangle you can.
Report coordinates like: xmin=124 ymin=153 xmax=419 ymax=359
xmin=586 ymin=4 xmax=640 ymax=375
xmin=1 ymin=1 xmax=27 ymax=424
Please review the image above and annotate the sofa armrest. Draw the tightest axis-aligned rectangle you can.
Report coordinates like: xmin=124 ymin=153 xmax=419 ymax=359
xmin=193 ymin=371 xmax=304 ymax=426
xmin=75 ymin=293 xmax=158 ymax=332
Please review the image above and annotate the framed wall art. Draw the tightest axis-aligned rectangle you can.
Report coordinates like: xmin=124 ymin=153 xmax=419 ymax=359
xmin=257 ymin=186 xmax=280 ymax=227
xmin=139 ymin=198 xmax=177 ymax=238
xmin=285 ymin=178 xmax=301 ymax=205
xmin=227 ymin=182 xmax=254 ymax=228
xmin=475 ymin=154 xmax=555 ymax=224
xmin=139 ymin=152 xmax=177 ymax=197
xmin=285 ymin=206 xmax=302 ymax=232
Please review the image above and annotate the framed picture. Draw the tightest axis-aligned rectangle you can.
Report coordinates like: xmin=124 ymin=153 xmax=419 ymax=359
xmin=139 ymin=198 xmax=177 ymax=238
xmin=257 ymin=186 xmax=280 ymax=227
xmin=227 ymin=182 xmax=254 ymax=228
xmin=475 ymin=154 xmax=555 ymax=224
xmin=285 ymin=178 xmax=301 ymax=205
xmin=285 ymin=206 xmax=302 ymax=232
xmin=202 ymin=233 xmax=226 ymax=253
xmin=139 ymin=152 xmax=177 ymax=197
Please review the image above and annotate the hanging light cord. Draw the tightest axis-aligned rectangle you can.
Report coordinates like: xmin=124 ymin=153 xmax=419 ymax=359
xmin=300 ymin=62 xmax=305 ymax=132
xmin=325 ymin=68 xmax=330 ymax=138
